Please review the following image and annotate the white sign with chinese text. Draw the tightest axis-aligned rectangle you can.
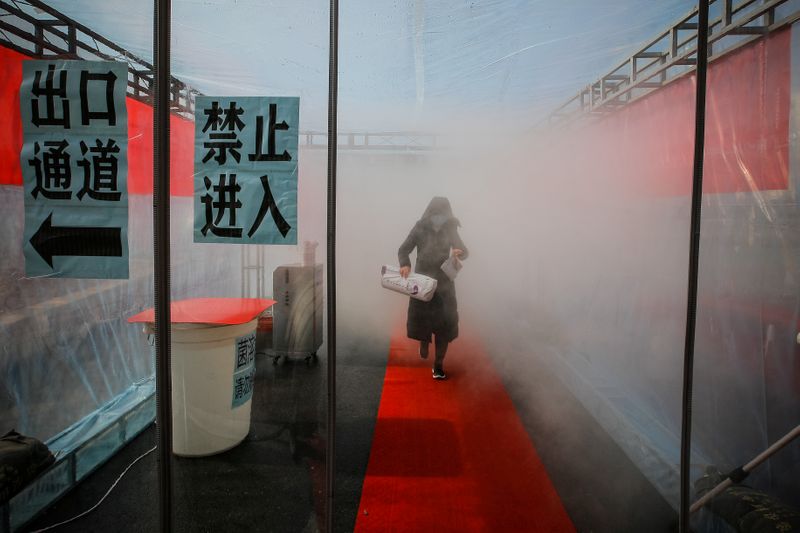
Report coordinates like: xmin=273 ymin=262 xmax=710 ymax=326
xmin=193 ymin=96 xmax=299 ymax=245
xmin=20 ymin=60 xmax=129 ymax=279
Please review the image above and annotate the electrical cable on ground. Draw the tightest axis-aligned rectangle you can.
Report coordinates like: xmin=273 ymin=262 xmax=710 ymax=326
xmin=29 ymin=446 xmax=157 ymax=533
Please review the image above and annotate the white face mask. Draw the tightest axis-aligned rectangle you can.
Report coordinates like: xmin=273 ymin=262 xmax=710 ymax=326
xmin=430 ymin=214 xmax=448 ymax=231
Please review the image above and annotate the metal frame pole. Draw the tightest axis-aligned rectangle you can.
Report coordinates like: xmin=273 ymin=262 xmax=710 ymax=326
xmin=325 ymin=0 xmax=339 ymax=531
xmin=679 ymin=1 xmax=709 ymax=531
xmin=153 ymin=0 xmax=173 ymax=530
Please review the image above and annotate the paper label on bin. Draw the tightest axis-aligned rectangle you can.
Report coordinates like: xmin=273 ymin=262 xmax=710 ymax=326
xmin=234 ymin=331 xmax=257 ymax=371
xmin=232 ymin=331 xmax=256 ymax=408
xmin=232 ymin=365 xmax=255 ymax=408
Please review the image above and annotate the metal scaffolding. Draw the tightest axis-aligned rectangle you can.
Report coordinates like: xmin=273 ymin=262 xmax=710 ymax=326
xmin=0 ymin=0 xmax=439 ymax=151
xmin=0 ymin=0 xmax=198 ymax=117
xmin=547 ymin=0 xmax=800 ymax=126
xmin=301 ymin=130 xmax=438 ymax=151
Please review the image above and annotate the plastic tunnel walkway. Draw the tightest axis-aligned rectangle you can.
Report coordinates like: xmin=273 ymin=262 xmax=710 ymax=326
xmin=354 ymin=329 xmax=575 ymax=532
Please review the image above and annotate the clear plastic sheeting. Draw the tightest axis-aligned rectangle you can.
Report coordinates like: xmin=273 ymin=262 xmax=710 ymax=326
xmin=690 ymin=19 xmax=800 ymax=532
xmin=335 ymin=1 xmax=797 ymax=531
xmin=5 ymin=380 xmax=154 ymax=531
xmin=0 ymin=192 xmax=155 ymax=441
xmin=0 ymin=195 xmax=241 ymax=440
xmin=166 ymin=0 xmax=331 ymax=531
xmin=337 ymin=0 xmax=696 ymax=131
xmin=1 ymin=0 xmax=799 ymax=532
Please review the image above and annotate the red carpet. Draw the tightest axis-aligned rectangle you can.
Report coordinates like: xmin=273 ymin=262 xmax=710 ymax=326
xmin=354 ymin=332 xmax=575 ymax=532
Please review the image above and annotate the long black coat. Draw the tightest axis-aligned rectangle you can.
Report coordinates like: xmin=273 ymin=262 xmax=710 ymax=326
xmin=398 ymin=217 xmax=468 ymax=343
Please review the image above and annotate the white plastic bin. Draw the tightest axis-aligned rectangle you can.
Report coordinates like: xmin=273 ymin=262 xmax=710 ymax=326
xmin=130 ymin=297 xmax=274 ymax=457
xmin=165 ymin=319 xmax=258 ymax=456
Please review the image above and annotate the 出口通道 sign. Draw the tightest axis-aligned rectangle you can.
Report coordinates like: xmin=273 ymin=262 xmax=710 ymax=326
xmin=20 ymin=60 xmax=129 ymax=279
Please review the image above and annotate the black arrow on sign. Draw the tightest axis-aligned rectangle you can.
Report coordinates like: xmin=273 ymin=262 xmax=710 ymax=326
xmin=30 ymin=213 xmax=122 ymax=268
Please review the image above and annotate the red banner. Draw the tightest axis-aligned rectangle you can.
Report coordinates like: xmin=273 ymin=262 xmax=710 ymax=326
xmin=595 ymin=28 xmax=790 ymax=196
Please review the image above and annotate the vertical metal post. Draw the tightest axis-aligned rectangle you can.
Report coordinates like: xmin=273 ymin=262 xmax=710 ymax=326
xmin=671 ymin=27 xmax=679 ymax=58
xmin=326 ymin=0 xmax=339 ymax=530
xmin=258 ymin=247 xmax=263 ymax=298
xmin=153 ymin=0 xmax=173 ymax=531
xmin=764 ymin=6 xmax=775 ymax=26
xmin=708 ymin=24 xmax=714 ymax=58
xmin=34 ymin=25 xmax=43 ymax=56
xmin=679 ymin=1 xmax=709 ymax=531
xmin=67 ymin=25 xmax=76 ymax=55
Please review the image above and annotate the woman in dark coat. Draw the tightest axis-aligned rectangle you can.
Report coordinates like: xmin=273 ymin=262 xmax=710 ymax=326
xmin=398 ymin=197 xmax=468 ymax=379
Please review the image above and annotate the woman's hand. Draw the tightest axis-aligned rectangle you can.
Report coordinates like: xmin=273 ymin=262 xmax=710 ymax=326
xmin=400 ymin=266 xmax=411 ymax=278
xmin=452 ymin=249 xmax=464 ymax=258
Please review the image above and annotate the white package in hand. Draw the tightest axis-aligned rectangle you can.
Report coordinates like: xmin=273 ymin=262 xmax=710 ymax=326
xmin=381 ymin=265 xmax=437 ymax=302
xmin=440 ymin=254 xmax=462 ymax=281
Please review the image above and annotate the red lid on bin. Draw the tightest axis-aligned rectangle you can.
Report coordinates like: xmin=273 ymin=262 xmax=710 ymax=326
xmin=128 ymin=298 xmax=275 ymax=325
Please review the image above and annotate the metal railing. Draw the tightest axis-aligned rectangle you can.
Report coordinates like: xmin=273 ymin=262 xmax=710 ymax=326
xmin=0 ymin=0 xmax=439 ymax=149
xmin=547 ymin=0 xmax=800 ymax=125
xmin=0 ymin=0 xmax=198 ymax=116
xmin=301 ymin=131 xmax=438 ymax=151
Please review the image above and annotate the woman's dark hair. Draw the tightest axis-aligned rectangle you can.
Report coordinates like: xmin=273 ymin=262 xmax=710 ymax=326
xmin=421 ymin=197 xmax=458 ymax=225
